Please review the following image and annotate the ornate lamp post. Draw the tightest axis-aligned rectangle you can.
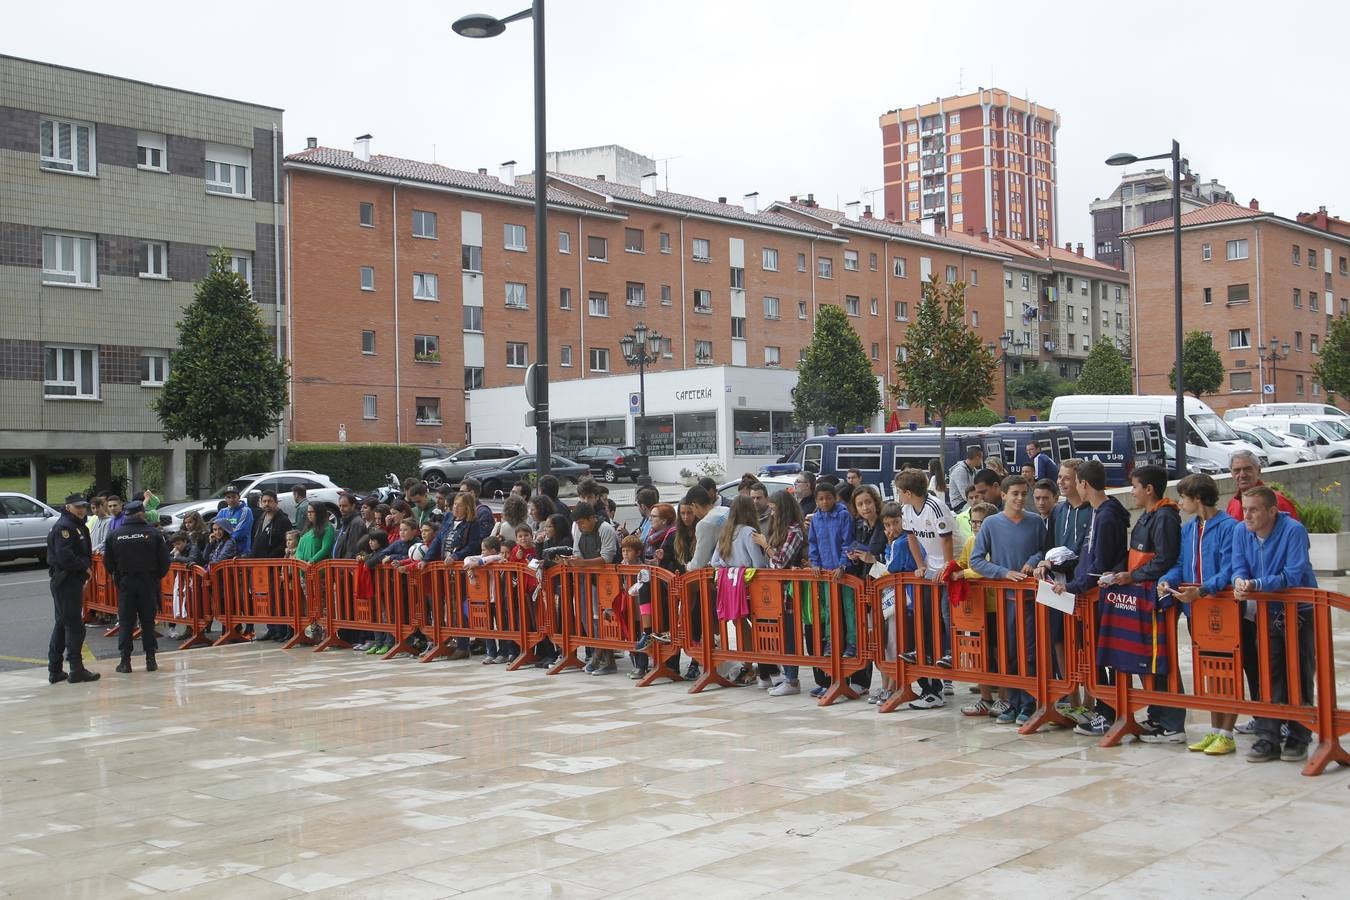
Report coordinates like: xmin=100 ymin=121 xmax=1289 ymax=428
xmin=619 ymin=322 xmax=664 ymax=481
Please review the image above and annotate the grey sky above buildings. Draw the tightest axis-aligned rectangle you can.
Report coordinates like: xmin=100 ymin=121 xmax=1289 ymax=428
xmin=7 ymin=0 xmax=1344 ymax=248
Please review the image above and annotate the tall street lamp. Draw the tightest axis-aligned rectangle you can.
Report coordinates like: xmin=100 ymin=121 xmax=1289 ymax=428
xmin=619 ymin=322 xmax=663 ymax=482
xmin=991 ymin=330 xmax=1026 ymax=419
xmin=1108 ymin=139 xmax=1184 ymax=475
xmin=454 ymin=2 xmax=551 ymax=475
xmin=1258 ymin=337 xmax=1291 ymax=402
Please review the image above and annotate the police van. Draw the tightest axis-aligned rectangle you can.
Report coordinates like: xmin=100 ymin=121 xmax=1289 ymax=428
xmin=1054 ymin=421 xmax=1165 ymax=486
xmin=770 ymin=429 xmax=988 ymax=496
xmin=984 ymin=424 xmax=1074 ymax=475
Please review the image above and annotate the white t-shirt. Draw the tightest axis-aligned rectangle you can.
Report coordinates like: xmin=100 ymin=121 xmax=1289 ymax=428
xmin=903 ymin=495 xmax=954 ymax=571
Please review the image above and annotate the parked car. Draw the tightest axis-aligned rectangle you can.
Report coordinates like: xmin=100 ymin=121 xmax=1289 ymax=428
xmin=573 ymin=445 xmax=642 ymax=483
xmin=1229 ymin=415 xmax=1350 ymax=460
xmin=0 ymin=491 xmax=58 ymax=563
xmin=1223 ymin=402 xmax=1348 ymax=422
xmin=159 ymin=470 xmax=347 ymax=529
xmin=462 ymin=454 xmax=589 ymax=497
xmin=1161 ymin=438 xmax=1225 ymax=479
xmin=420 ymin=443 xmax=525 ymax=487
xmin=717 ymin=474 xmax=797 ymax=505
xmin=1230 ymin=425 xmax=1315 ymax=466
xmin=416 ymin=444 xmax=453 ymax=463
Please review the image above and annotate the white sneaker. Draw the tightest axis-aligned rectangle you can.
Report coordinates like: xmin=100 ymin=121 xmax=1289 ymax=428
xmin=768 ymin=680 xmax=800 ymax=696
xmin=908 ymin=693 xmax=946 ymax=710
xmin=757 ymin=676 xmax=774 ymax=690
xmin=990 ymin=698 xmax=1011 ymax=716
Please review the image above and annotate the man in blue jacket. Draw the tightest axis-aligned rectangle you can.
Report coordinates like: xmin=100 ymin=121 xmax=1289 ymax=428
xmin=215 ymin=486 xmax=254 ymax=556
xmin=1232 ymin=485 xmax=1317 ymax=763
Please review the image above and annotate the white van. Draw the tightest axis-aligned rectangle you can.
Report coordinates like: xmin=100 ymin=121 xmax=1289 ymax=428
xmin=1229 ymin=415 xmax=1350 ymax=460
xmin=1224 ymin=402 xmax=1348 ymax=422
xmin=1049 ymin=395 xmax=1267 ymax=470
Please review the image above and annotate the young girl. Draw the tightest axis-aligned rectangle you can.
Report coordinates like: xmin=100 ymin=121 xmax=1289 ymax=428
xmin=284 ymin=529 xmax=300 ymax=559
xmin=206 ymin=520 xmax=237 ymax=569
xmin=754 ymin=490 xmax=807 ymax=696
xmin=874 ymin=503 xmax=918 ymax=704
xmin=529 ymin=513 xmax=573 ymax=667
xmin=353 ymin=529 xmax=391 ymax=654
xmin=840 ymin=484 xmax=885 ymax=695
xmin=441 ymin=492 xmax=482 ymax=660
xmin=643 ymin=503 xmax=676 ymax=563
xmin=711 ymin=496 xmax=768 ymax=686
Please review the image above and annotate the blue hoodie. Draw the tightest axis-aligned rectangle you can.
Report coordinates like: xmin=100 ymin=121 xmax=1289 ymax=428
xmin=1230 ymin=512 xmax=1317 ymax=594
xmin=808 ymin=502 xmax=851 ymax=570
xmin=1160 ymin=510 xmax=1238 ymax=598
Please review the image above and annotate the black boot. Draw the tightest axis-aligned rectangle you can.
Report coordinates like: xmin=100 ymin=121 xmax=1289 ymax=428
xmin=49 ymin=670 xmax=68 ymax=684
xmin=69 ymin=669 xmax=101 ymax=683
xmin=145 ymin=653 xmax=158 ymax=672
xmin=115 ymin=656 xmax=132 ymax=674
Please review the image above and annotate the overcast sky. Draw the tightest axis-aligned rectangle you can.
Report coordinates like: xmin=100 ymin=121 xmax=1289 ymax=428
xmin=7 ymin=0 xmax=1345 ymax=248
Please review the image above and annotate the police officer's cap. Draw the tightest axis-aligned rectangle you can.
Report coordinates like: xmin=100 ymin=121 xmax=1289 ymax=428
xmin=123 ymin=500 xmax=146 ymax=515
xmin=64 ymin=493 xmax=89 ymax=506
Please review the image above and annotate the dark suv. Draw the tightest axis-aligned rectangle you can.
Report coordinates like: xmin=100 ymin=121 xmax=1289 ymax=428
xmin=573 ymin=445 xmax=641 ymax=483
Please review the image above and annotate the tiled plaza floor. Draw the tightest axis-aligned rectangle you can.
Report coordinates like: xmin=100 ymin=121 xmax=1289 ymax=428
xmin=2 ymin=635 xmax=1348 ymax=899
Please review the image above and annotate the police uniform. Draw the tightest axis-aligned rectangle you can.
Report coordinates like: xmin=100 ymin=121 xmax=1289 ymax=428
xmin=47 ymin=493 xmax=100 ymax=684
xmin=103 ymin=500 xmax=171 ymax=672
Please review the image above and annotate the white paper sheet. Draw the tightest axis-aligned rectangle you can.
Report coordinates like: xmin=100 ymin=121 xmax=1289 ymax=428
xmin=1035 ymin=579 xmax=1076 ymax=615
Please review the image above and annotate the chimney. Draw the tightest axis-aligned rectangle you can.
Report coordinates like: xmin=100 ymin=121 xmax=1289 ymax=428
xmin=979 ymin=229 xmax=990 ymax=243
xmin=845 ymin=201 xmax=861 ymax=222
xmin=920 ymin=216 xmax=936 ymax=236
xmin=596 ymin=174 xmax=605 ymax=181
xmin=499 ymin=160 xmax=516 ymax=187
xmin=743 ymin=191 xmax=760 ymax=214
xmin=354 ymin=134 xmax=372 ymax=162
xmin=478 ymin=167 xmax=487 ymax=175
xmin=789 ymin=194 xmax=798 ymax=204
xmin=1064 ymin=241 xmax=1073 ymax=252
xmin=718 ymin=196 xmax=727 ymax=204
xmin=640 ymin=171 xmax=658 ymax=197
xmin=1075 ymin=243 xmax=1084 ymax=257
xmin=805 ymin=193 xmax=816 ymax=208
xmin=305 ymin=136 xmax=317 ymax=150
xmin=863 ymin=205 xmax=873 ymax=219
xmin=1249 ymin=198 xmax=1259 ymax=210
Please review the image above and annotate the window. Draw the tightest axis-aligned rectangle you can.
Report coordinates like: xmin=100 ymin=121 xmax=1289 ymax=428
xmin=558 ymin=230 xmax=571 ymax=254
xmin=624 ymin=227 xmax=644 ymax=253
xmin=359 ymin=202 xmax=374 ymax=227
xmin=764 ymin=345 xmax=781 ymax=367
xmin=1081 ymin=308 xmax=1089 ymax=323
xmin=136 ymin=132 xmax=166 ymax=171
xmin=505 ymin=282 xmax=528 ymax=308
xmin=559 ymin=345 xmax=573 ymax=367
xmin=1065 ymin=277 xmax=1075 ymax=293
xmin=1226 ymin=239 xmax=1249 ymax=260
xmin=1296 ymin=374 xmax=1305 ymax=395
xmin=893 ymin=257 xmax=908 ymax=277
xmin=459 ymin=303 xmax=485 ymax=333
xmin=1313 ymin=377 xmax=1323 ymax=396
xmin=797 ymin=253 xmax=807 ymax=272
xmin=413 ymin=272 xmax=438 ymax=300
xmin=694 ymin=340 xmax=713 ymax=364
xmin=659 ymin=232 xmax=671 ymax=254
xmin=763 ymin=296 xmax=780 ymax=319
xmin=1229 ymin=328 xmax=1251 ymax=349
xmin=1293 ymin=245 xmax=1301 ymax=266
xmin=945 ymin=265 xmax=958 ymax=282
xmin=1021 ymin=273 xmax=1030 ymax=290
xmin=363 ymin=394 xmax=378 ymax=419
xmin=414 ymin=334 xmax=440 ymax=361
xmin=361 ymin=330 xmax=376 ymax=354
xmin=589 ymin=347 xmax=610 ymax=372
xmin=869 ymin=297 xmax=878 ymax=316
xmin=43 ymin=346 xmax=97 ymax=398
xmin=464 ymin=367 xmax=484 ymax=390
xmin=1227 ymin=283 xmax=1250 ymax=304
xmin=1311 ymin=334 xmax=1320 ymax=354
xmin=1311 ymin=291 xmax=1320 ymax=312
xmin=1203 ymin=287 xmax=1212 ymax=305
xmin=413 ymin=211 xmax=439 ymax=239
xmin=693 ymin=289 xmax=712 ymax=313
xmin=506 ymin=341 xmax=528 ymax=367
xmin=1295 ymin=331 xmax=1303 ymax=351
xmin=895 ymin=300 xmax=909 ymax=321
xmin=1294 ymin=288 xmax=1302 ymax=308
xmin=415 ymin=397 xmax=442 ymax=425
xmin=730 ymin=266 xmax=745 ymax=290
xmin=692 ymin=238 xmax=711 ymax=262
xmin=661 ymin=284 xmax=672 ymax=306
xmin=1067 ymin=304 xmax=1075 ymax=321
xmin=503 ymin=223 xmax=526 ymax=250
xmin=1115 ymin=286 xmax=1123 ymax=300
xmin=626 ymin=282 xmax=645 ymax=306
xmin=1307 ymin=248 xmax=1316 ymax=268
xmin=204 ymin=144 xmax=250 ymax=196
xmin=360 ymin=266 xmax=375 ymax=291
xmin=587 ymin=235 xmax=608 ymax=261
xmin=731 ymin=317 xmax=746 ymax=339
xmin=869 ymin=252 xmax=878 ymax=271
xmin=42 ymin=232 xmax=97 ymax=286
xmin=139 ymin=353 xmax=169 ymax=387
xmin=845 ymin=295 xmax=860 ymax=316
xmin=972 ymin=311 xmax=980 ymax=327
xmin=1341 ymin=257 xmax=1348 ymax=276
xmin=660 ymin=336 xmax=673 ymax=358
xmin=461 ymin=244 xmax=482 ymax=272
xmin=588 ymin=292 xmax=609 ymax=317
xmin=817 ymin=257 xmax=833 ymax=278
xmin=870 ymin=342 xmax=879 ymax=360
xmin=40 ymin=117 xmax=95 ymax=174
xmin=1068 ymin=334 xmax=1075 ymax=350
xmin=559 ymin=287 xmax=572 ymax=310
xmin=844 ymin=250 xmax=859 ymax=271
xmin=138 ymin=241 xmax=168 ymax=279
xmin=762 ymin=247 xmax=779 ymax=271
xmin=798 ymin=300 xmax=808 ymax=319
xmin=970 ymin=268 xmax=978 ymax=286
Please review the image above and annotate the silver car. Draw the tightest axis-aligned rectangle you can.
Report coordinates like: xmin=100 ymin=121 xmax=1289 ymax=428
xmin=0 ymin=491 xmax=59 ymax=564
xmin=419 ymin=444 xmax=525 ymax=488
xmin=158 ymin=470 xmax=347 ymax=530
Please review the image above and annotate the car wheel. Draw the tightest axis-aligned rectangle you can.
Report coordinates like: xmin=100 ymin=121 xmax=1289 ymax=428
xmin=603 ymin=466 xmax=617 ymax=484
xmin=35 ymin=549 xmax=47 ymax=567
xmin=424 ymin=470 xmax=445 ymax=487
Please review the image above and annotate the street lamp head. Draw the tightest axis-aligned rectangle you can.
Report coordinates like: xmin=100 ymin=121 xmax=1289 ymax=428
xmin=999 ymin=332 xmax=1011 ymax=351
xmin=618 ymin=333 xmax=636 ymax=359
xmin=646 ymin=330 xmax=663 ymax=356
xmin=452 ymin=13 xmax=507 ymax=38
xmin=1281 ymin=341 xmax=1291 ymax=357
xmin=1105 ymin=152 xmax=1139 ymax=167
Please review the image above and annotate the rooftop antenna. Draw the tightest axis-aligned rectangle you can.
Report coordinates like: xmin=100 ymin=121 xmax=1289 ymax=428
xmin=958 ymin=67 xmax=964 ymax=93
xmin=652 ymin=154 xmax=682 ymax=192
xmin=432 ymin=143 xmax=437 ymax=164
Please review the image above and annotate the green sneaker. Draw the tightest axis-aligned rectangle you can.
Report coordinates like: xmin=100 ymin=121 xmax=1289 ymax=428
xmin=366 ymin=644 xmax=382 ymax=655
xmin=1188 ymin=732 xmax=1219 ymax=753
xmin=1204 ymin=734 xmax=1237 ymax=756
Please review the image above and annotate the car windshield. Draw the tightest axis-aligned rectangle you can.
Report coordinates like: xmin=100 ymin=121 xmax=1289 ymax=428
xmin=1316 ymin=418 xmax=1350 ymax=440
xmin=209 ymin=478 xmax=253 ymax=500
xmin=1193 ymin=413 xmax=1238 ymax=441
xmin=1252 ymin=426 xmax=1290 ymax=448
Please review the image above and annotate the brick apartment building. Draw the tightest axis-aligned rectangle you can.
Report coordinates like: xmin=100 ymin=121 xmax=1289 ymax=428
xmin=1123 ymin=200 xmax=1350 ymax=413
xmin=879 ymin=89 xmax=1060 ymax=245
xmin=284 ymin=141 xmax=1015 ymax=445
xmin=1089 ymin=162 xmax=1233 ymax=270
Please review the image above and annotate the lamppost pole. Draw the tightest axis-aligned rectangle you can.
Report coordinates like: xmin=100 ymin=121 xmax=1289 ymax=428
xmin=621 ymin=322 xmax=661 ymax=481
xmin=1258 ymin=338 xmax=1290 ymax=402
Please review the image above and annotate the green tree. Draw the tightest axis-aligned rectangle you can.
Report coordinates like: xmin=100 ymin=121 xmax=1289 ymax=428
xmin=1007 ymin=366 xmax=1073 ymax=412
xmin=1076 ymin=340 xmax=1133 ymax=395
xmin=944 ymin=407 xmax=1004 ymax=427
xmin=892 ymin=277 xmax=996 ymax=451
xmin=155 ymin=250 xmax=289 ymax=484
xmin=792 ymin=304 xmax=881 ymax=430
xmin=1168 ymin=330 xmax=1225 ymax=398
xmin=1314 ymin=315 xmax=1350 ymax=401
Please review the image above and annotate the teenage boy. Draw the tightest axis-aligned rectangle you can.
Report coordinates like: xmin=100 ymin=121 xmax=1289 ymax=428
xmin=1031 ymin=460 xmax=1092 ymax=720
xmin=1030 ymin=479 xmax=1058 ymax=548
xmin=896 ymin=470 xmax=955 ymax=708
xmin=806 ymin=482 xmax=853 ymax=699
xmin=1052 ymin=460 xmax=1131 ymax=736
xmin=971 ymin=469 xmax=1004 ymax=510
xmin=1232 ymin=486 xmax=1318 ymax=763
xmin=1158 ymin=473 xmax=1239 ymax=755
xmin=970 ymin=475 xmax=1044 ymax=724
xmin=567 ymin=501 xmax=619 ymax=675
xmin=947 ymin=445 xmax=984 ymax=513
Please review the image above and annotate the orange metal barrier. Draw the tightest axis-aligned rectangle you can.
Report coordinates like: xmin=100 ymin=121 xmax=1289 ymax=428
xmin=82 ymin=554 xmax=119 ymax=634
xmin=210 ymin=558 xmax=314 ymax=649
xmin=158 ymin=563 xmax=213 ymax=649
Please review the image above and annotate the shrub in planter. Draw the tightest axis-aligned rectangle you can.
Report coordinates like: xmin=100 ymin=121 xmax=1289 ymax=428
xmin=286 ymin=443 xmax=421 ymax=492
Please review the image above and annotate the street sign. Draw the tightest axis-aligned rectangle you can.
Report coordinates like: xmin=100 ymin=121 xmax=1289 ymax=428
xmin=1262 ymin=383 xmax=1275 ymax=395
xmin=629 ymin=392 xmax=641 ymax=414
xmin=524 ymin=363 xmax=539 ymax=408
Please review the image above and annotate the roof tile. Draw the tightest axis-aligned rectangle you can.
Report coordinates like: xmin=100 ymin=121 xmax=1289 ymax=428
xmin=1120 ymin=200 xmax=1263 ymax=237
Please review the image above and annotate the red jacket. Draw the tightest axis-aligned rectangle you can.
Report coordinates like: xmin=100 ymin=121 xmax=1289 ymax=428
xmin=1226 ymin=482 xmax=1299 ymax=522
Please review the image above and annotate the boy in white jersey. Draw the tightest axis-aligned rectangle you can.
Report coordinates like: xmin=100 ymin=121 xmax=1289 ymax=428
xmin=896 ymin=470 xmax=956 ymax=707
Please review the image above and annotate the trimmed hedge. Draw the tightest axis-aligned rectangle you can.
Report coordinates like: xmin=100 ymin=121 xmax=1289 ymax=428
xmin=287 ymin=443 xmax=421 ymax=492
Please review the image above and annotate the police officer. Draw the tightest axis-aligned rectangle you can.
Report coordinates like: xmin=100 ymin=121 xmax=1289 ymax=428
xmin=47 ymin=493 xmax=100 ymax=684
xmin=103 ymin=499 xmax=170 ymax=674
